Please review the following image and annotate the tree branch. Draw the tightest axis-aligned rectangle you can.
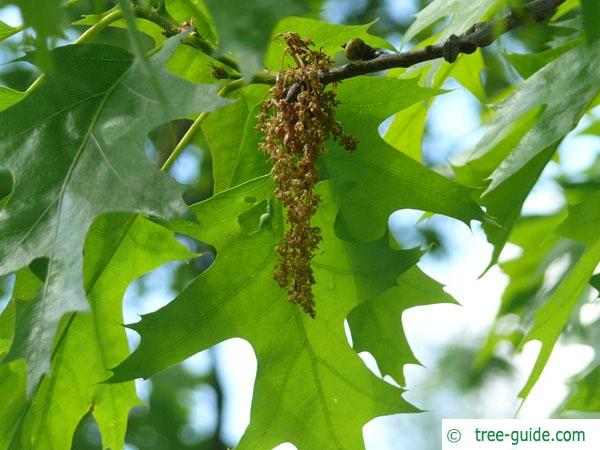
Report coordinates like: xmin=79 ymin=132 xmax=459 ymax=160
xmin=318 ymin=0 xmax=566 ymax=84
xmin=126 ymin=0 xmax=565 ymax=87
xmin=157 ymin=0 xmax=565 ymax=176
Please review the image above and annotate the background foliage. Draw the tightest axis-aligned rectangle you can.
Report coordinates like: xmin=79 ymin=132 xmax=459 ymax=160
xmin=0 ymin=0 xmax=599 ymax=449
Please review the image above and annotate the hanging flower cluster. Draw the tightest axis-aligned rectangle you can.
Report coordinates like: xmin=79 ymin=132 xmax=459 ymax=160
xmin=256 ymin=32 xmax=358 ymax=318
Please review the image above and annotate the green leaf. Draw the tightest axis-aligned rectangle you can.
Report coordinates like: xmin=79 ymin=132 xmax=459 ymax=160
xmin=498 ymin=213 xmax=567 ymax=317
xmin=582 ymin=0 xmax=600 ymax=43
xmin=473 ymin=213 xmax=568 ymax=370
xmin=0 ymin=87 xmax=24 ymax=112
xmin=0 ymin=20 xmax=20 ymax=42
xmin=325 ymin=76 xmax=486 ymax=241
xmin=166 ymin=0 xmax=217 ymax=43
xmin=384 ymin=50 xmax=487 ymax=161
xmin=0 ymin=37 xmax=230 ymax=394
xmin=450 ymin=50 xmax=487 ymax=102
xmin=518 ymin=193 xmax=600 ymax=400
xmin=383 ymin=101 xmax=428 ymax=161
xmin=113 ymin=64 xmax=483 ymax=449
xmin=203 ymin=0 xmax=315 ymax=75
xmin=201 ymin=84 xmax=270 ymax=193
xmin=15 ymin=214 xmax=194 ymax=450
xmin=518 ymin=238 xmax=600 ymax=400
xmin=0 ymin=267 xmax=43 ymax=450
xmin=167 ymin=44 xmax=240 ymax=83
xmin=201 ymin=74 xmax=484 ymax=242
xmin=0 ymin=301 xmax=14 ymax=358
xmin=74 ymin=8 xmax=166 ymax=44
xmin=504 ymin=38 xmax=583 ymax=79
xmin=0 ymin=359 xmax=27 ymax=449
xmin=455 ymin=40 xmax=600 ymax=262
xmin=112 ymin=177 xmax=421 ymax=449
xmin=554 ymin=0 xmax=580 ymax=19
xmin=565 ymin=363 xmax=600 ymax=412
xmin=591 ymin=273 xmax=600 ymax=295
xmin=264 ymin=17 xmax=392 ymax=71
xmin=403 ymin=0 xmax=507 ymax=44
xmin=348 ymin=265 xmax=455 ymax=386
xmin=483 ymin=41 xmax=600 ymax=194
xmin=1 ymin=0 xmax=62 ymax=68
xmin=558 ymin=190 xmax=600 ymax=245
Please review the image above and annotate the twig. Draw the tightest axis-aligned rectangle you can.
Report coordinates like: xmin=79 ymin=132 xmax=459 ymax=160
xmin=318 ymin=0 xmax=566 ymax=84
xmin=160 ymin=0 xmax=565 ymax=170
xmin=74 ymin=0 xmax=564 ymax=90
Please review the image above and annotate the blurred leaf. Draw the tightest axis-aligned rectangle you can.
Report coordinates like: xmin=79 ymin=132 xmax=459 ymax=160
xmin=0 ymin=87 xmax=24 ymax=112
xmin=166 ymin=0 xmax=217 ymax=43
xmin=203 ymin=0 xmax=316 ymax=75
xmin=591 ymin=273 xmax=600 ymax=294
xmin=123 ymin=361 xmax=225 ymax=450
xmin=581 ymin=0 xmax=600 ymax=43
xmin=0 ymin=38 xmax=230 ymax=394
xmin=519 ymin=193 xmax=600 ymax=400
xmin=74 ymin=8 xmax=166 ymax=44
xmin=1 ymin=0 xmax=63 ymax=69
xmin=0 ymin=292 xmax=15 ymax=358
xmin=455 ymin=40 xmax=600 ymax=263
xmin=580 ymin=120 xmax=600 ymax=136
xmin=564 ymin=363 xmax=600 ymax=412
xmin=0 ymin=20 xmax=20 ymax=41
xmin=0 ymin=267 xmax=43 ymax=449
xmin=403 ymin=0 xmax=507 ymax=44
xmin=167 ymin=44 xmax=240 ymax=83
xmin=554 ymin=0 xmax=580 ymax=19
xmin=504 ymin=38 xmax=582 ymax=79
xmin=483 ymin=41 xmax=600 ymax=194
xmin=385 ymin=50 xmax=486 ymax=161
xmin=498 ymin=212 xmax=567 ymax=316
xmin=474 ymin=212 xmax=568 ymax=370
xmin=558 ymin=190 xmax=600 ymax=245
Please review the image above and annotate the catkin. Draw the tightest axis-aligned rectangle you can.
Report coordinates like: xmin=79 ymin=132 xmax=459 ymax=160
xmin=256 ymin=33 xmax=357 ymax=317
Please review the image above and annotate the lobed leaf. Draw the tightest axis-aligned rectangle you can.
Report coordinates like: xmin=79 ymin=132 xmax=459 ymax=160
xmin=348 ymin=265 xmax=455 ymax=386
xmin=0 ymin=36 xmax=230 ymax=394
xmin=325 ymin=76 xmax=486 ymax=242
xmin=455 ymin=39 xmax=600 ymax=263
xmin=111 ymin=177 xmax=423 ymax=450
xmin=518 ymin=193 xmax=600 ymax=400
